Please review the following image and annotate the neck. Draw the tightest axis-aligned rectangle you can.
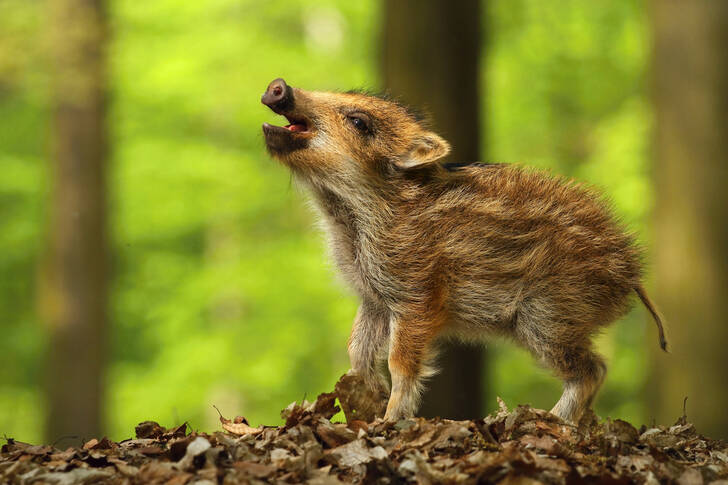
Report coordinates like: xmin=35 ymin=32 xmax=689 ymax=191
xmin=303 ymin=172 xmax=401 ymax=232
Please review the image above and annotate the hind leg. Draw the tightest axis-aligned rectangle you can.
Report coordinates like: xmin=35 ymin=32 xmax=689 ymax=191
xmin=517 ymin=321 xmax=606 ymax=423
xmin=548 ymin=346 xmax=606 ymax=422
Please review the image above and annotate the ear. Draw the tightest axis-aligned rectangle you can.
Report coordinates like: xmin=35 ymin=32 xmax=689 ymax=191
xmin=395 ymin=132 xmax=451 ymax=169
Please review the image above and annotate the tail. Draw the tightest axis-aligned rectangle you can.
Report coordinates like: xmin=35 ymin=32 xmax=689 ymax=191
xmin=634 ymin=285 xmax=669 ymax=352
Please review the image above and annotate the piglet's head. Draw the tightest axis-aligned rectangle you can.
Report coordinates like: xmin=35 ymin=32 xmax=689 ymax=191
xmin=261 ymin=78 xmax=450 ymax=182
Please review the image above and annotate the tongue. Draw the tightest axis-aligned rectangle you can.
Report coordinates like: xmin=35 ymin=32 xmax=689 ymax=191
xmin=287 ymin=123 xmax=307 ymax=132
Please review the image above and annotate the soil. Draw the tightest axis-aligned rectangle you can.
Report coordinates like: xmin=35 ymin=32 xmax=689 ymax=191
xmin=2 ymin=373 xmax=726 ymax=484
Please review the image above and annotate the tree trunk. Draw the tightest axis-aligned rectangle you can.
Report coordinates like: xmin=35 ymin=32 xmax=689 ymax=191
xmin=43 ymin=0 xmax=109 ymax=445
xmin=650 ymin=0 xmax=728 ymax=438
xmin=381 ymin=0 xmax=485 ymax=419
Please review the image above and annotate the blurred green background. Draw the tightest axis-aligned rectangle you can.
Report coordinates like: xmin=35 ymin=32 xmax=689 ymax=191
xmin=1 ymin=0 xmax=725 ymax=443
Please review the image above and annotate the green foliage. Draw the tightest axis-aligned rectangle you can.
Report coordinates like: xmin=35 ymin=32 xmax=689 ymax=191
xmin=0 ymin=0 xmax=654 ymax=443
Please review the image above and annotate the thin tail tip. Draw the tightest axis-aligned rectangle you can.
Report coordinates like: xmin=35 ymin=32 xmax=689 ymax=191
xmin=654 ymin=310 xmax=669 ymax=353
xmin=634 ymin=285 xmax=669 ymax=353
xmin=659 ymin=336 xmax=669 ymax=353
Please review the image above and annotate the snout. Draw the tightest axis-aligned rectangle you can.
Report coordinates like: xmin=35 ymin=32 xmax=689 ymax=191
xmin=261 ymin=78 xmax=294 ymax=114
xmin=261 ymin=78 xmax=312 ymax=155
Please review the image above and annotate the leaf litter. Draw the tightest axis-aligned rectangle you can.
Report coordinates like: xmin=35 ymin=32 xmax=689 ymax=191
xmin=2 ymin=373 xmax=727 ymax=484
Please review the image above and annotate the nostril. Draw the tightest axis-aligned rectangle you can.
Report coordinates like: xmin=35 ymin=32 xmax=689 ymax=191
xmin=261 ymin=78 xmax=294 ymax=112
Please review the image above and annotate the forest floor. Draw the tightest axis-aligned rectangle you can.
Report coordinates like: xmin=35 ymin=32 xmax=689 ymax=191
xmin=2 ymin=373 xmax=727 ymax=485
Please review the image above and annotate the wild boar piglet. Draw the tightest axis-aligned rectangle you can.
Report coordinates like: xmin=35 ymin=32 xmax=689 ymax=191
xmin=261 ymin=78 xmax=667 ymax=423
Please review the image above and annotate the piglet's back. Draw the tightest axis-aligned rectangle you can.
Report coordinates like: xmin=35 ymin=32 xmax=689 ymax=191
xmin=430 ymin=164 xmax=642 ymax=322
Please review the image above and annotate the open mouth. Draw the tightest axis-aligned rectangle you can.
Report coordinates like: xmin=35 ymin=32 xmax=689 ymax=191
xmin=262 ymin=112 xmax=313 ymax=154
xmin=263 ymin=114 xmax=312 ymax=135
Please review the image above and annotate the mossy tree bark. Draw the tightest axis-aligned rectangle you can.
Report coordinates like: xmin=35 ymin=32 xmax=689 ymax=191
xmin=43 ymin=0 xmax=109 ymax=445
xmin=381 ymin=0 xmax=486 ymax=419
xmin=650 ymin=0 xmax=728 ymax=438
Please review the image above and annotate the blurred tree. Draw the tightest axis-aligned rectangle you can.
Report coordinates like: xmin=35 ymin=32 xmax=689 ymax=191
xmin=42 ymin=0 xmax=109 ymax=444
xmin=650 ymin=0 xmax=728 ymax=437
xmin=382 ymin=0 xmax=485 ymax=419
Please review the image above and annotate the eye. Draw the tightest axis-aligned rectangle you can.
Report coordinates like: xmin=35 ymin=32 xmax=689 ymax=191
xmin=350 ymin=117 xmax=366 ymax=130
xmin=347 ymin=112 xmax=371 ymax=134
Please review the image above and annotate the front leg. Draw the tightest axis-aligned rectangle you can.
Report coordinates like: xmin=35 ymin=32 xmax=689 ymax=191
xmin=384 ymin=310 xmax=443 ymax=421
xmin=348 ymin=300 xmax=390 ymax=395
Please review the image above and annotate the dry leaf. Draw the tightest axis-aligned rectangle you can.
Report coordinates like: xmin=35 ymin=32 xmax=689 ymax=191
xmin=3 ymin=373 xmax=728 ymax=484
xmin=214 ymin=405 xmax=264 ymax=436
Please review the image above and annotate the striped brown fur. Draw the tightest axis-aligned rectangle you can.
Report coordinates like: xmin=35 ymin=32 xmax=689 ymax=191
xmin=261 ymin=80 xmax=667 ymax=423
